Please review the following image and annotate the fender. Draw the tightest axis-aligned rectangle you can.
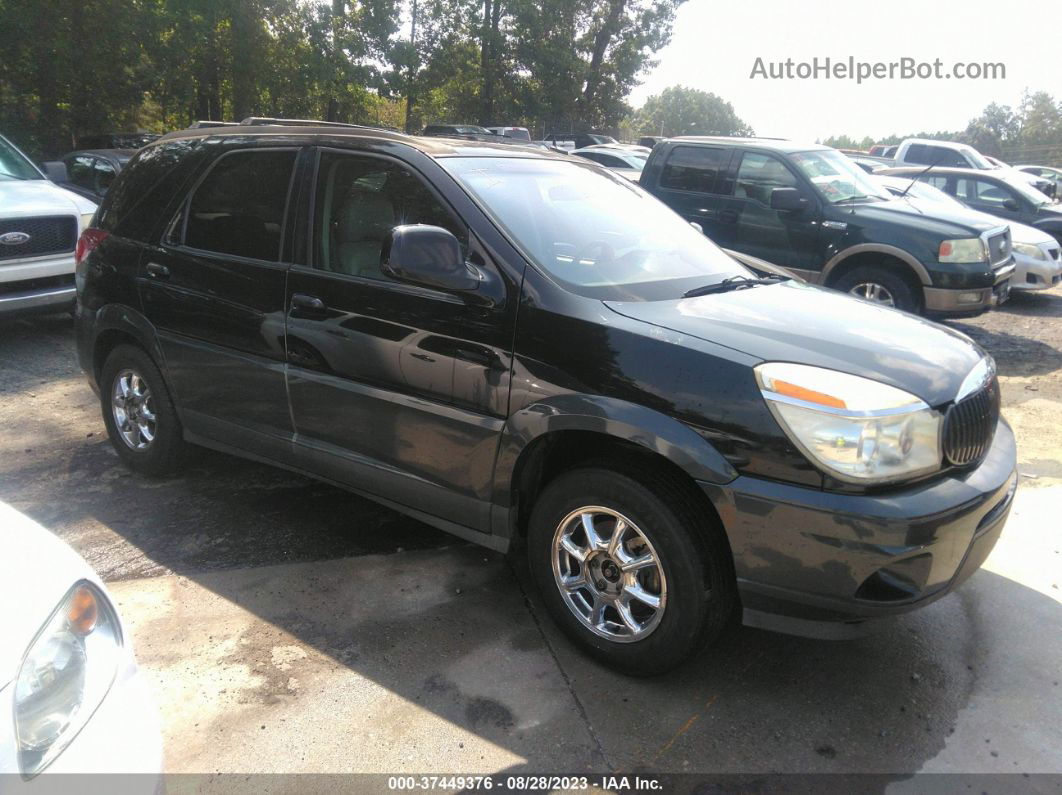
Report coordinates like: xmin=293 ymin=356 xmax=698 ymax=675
xmin=821 ymin=243 xmax=932 ymax=286
xmin=82 ymin=303 xmax=167 ymax=384
xmin=489 ymin=394 xmax=738 ymax=538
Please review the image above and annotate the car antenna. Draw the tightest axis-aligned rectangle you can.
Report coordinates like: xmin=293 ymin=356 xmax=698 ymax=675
xmin=899 ymin=153 xmax=946 ymax=198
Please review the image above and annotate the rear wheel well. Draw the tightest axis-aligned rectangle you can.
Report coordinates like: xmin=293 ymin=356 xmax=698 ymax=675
xmin=93 ymin=329 xmax=148 ymax=385
xmin=510 ymin=430 xmax=724 ymax=544
xmin=825 ymin=253 xmax=924 ymax=309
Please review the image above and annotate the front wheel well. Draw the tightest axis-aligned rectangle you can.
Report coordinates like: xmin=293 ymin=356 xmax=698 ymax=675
xmin=825 ymin=253 xmax=925 ymax=308
xmin=509 ymin=430 xmax=725 ymax=545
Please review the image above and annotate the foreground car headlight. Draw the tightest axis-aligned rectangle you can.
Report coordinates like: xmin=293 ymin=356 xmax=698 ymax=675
xmin=756 ymin=363 xmax=942 ymax=484
xmin=14 ymin=581 xmax=122 ymax=777
xmin=1013 ymin=242 xmax=1047 ymax=260
xmin=938 ymin=238 xmax=987 ymax=263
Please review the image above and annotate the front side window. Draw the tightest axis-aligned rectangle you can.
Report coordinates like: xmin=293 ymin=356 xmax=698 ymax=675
xmin=314 ymin=151 xmax=466 ymax=280
xmin=67 ymin=155 xmax=96 ymax=190
xmin=660 ymin=146 xmax=726 ymax=193
xmin=957 ymin=178 xmax=1019 ymax=208
xmin=734 ymin=152 xmax=799 ymax=203
xmin=790 ymin=149 xmax=891 ymax=204
xmin=442 ymin=156 xmax=748 ymax=301
xmin=184 ymin=149 xmax=296 ymax=261
xmin=93 ymin=159 xmax=117 ymax=195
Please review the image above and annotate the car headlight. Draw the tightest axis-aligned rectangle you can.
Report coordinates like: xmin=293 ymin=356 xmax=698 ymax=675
xmin=14 ymin=581 xmax=122 ymax=778
xmin=755 ymin=363 xmax=942 ymax=484
xmin=80 ymin=212 xmax=95 ymax=232
xmin=1013 ymin=242 xmax=1047 ymax=260
xmin=938 ymin=238 xmax=987 ymax=263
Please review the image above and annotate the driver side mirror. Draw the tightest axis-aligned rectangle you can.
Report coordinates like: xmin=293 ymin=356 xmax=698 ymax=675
xmin=41 ymin=161 xmax=69 ymax=183
xmin=381 ymin=224 xmax=483 ymax=293
xmin=769 ymin=187 xmax=808 ymax=212
xmin=1002 ymin=198 xmax=1020 ymax=211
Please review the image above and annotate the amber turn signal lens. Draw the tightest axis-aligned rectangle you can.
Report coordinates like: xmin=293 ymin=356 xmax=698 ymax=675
xmin=67 ymin=586 xmax=99 ymax=636
xmin=771 ymin=379 xmax=847 ymax=410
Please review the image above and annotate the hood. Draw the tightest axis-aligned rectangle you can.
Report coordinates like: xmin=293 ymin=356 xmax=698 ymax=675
xmin=0 ymin=179 xmax=97 ymax=217
xmin=846 ymin=197 xmax=999 ymax=237
xmin=605 ymin=280 xmax=985 ymax=407
xmin=896 ymin=197 xmax=1053 ymax=246
xmin=1009 ymin=221 xmax=1056 ymax=246
xmin=0 ymin=503 xmax=99 ymax=689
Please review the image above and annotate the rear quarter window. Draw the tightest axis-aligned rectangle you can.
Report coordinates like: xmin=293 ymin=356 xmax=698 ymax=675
xmin=96 ymin=138 xmax=204 ymax=241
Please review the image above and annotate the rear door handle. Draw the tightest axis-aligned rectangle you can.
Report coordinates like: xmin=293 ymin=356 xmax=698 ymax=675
xmin=145 ymin=262 xmax=170 ymax=279
xmin=291 ymin=293 xmax=326 ymax=312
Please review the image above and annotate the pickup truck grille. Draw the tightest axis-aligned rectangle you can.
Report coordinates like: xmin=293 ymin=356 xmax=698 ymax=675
xmin=986 ymin=230 xmax=1011 ymax=268
xmin=0 ymin=216 xmax=78 ymax=262
xmin=942 ymin=377 xmax=1000 ymax=467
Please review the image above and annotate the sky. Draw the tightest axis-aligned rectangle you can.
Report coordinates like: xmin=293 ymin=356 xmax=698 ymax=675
xmin=629 ymin=0 xmax=1062 ymax=143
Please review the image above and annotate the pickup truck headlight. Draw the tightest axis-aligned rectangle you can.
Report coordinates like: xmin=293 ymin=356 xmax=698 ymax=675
xmin=938 ymin=238 xmax=987 ymax=263
xmin=80 ymin=212 xmax=95 ymax=232
xmin=755 ymin=363 xmax=942 ymax=484
xmin=14 ymin=581 xmax=122 ymax=778
xmin=1013 ymin=242 xmax=1047 ymax=260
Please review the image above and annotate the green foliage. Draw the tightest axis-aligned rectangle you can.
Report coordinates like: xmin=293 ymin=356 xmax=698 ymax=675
xmin=628 ymin=85 xmax=752 ymax=138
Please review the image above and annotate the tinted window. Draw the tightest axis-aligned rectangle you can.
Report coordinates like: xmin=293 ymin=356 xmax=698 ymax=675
xmin=93 ymin=158 xmax=117 ymax=194
xmin=314 ymin=151 xmax=465 ymax=280
xmin=905 ymin=144 xmax=966 ymax=168
xmin=97 ymin=138 xmax=204 ymax=239
xmin=597 ymin=154 xmax=629 ymax=168
xmin=957 ymin=178 xmax=1016 ymax=208
xmin=67 ymin=155 xmax=95 ymax=190
xmin=660 ymin=146 xmax=726 ymax=193
xmin=735 ymin=152 xmax=798 ymax=203
xmin=184 ymin=149 xmax=296 ymax=261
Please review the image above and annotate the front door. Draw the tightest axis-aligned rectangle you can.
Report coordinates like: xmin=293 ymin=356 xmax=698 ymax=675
xmin=284 ymin=149 xmax=516 ymax=531
xmin=955 ymin=176 xmax=1028 ymax=223
xmin=138 ymin=145 xmax=299 ymax=457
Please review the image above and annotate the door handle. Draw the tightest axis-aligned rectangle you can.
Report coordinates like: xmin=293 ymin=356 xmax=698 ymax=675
xmin=145 ymin=262 xmax=170 ymax=279
xmin=719 ymin=209 xmax=739 ymax=224
xmin=291 ymin=293 xmax=326 ymax=312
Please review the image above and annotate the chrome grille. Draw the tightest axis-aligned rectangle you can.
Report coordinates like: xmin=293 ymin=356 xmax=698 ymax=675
xmin=0 ymin=216 xmax=78 ymax=261
xmin=986 ymin=230 xmax=1011 ymax=267
xmin=943 ymin=377 xmax=1000 ymax=467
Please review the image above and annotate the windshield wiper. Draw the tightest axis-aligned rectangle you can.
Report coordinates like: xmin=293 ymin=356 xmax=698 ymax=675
xmin=682 ymin=275 xmax=786 ymax=298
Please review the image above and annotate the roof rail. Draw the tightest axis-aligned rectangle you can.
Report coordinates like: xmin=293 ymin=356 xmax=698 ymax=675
xmin=188 ymin=120 xmax=239 ymax=129
xmin=238 ymin=117 xmax=379 ymax=130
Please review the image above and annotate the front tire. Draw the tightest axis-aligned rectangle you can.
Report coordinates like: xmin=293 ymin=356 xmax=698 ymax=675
xmin=833 ymin=265 xmax=920 ymax=313
xmin=527 ymin=467 xmax=736 ymax=675
xmin=100 ymin=344 xmax=188 ymax=476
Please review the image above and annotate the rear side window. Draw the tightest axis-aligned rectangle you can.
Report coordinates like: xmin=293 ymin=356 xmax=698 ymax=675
xmin=96 ymin=138 xmax=204 ymax=240
xmin=660 ymin=146 xmax=726 ymax=193
xmin=184 ymin=149 xmax=296 ymax=261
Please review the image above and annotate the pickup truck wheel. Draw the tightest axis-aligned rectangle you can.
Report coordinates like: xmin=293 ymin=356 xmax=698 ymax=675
xmin=833 ymin=266 xmax=918 ymax=312
xmin=527 ymin=467 xmax=735 ymax=676
xmin=100 ymin=344 xmax=188 ymax=476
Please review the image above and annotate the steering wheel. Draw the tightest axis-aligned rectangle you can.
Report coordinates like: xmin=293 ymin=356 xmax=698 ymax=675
xmin=573 ymin=240 xmax=615 ymax=267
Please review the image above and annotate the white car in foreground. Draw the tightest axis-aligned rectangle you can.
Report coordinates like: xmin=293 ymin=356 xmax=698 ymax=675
xmin=877 ymin=175 xmax=1062 ymax=291
xmin=0 ymin=503 xmax=161 ymax=785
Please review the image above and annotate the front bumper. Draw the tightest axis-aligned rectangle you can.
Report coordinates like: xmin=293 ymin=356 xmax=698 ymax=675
xmin=923 ymin=260 xmax=1014 ymax=315
xmin=701 ymin=419 xmax=1017 ymax=638
xmin=1011 ymin=251 xmax=1062 ymax=291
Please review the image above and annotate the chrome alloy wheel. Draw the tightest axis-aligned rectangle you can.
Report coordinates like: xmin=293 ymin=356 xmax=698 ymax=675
xmin=848 ymin=281 xmax=896 ymax=306
xmin=111 ymin=369 xmax=157 ymax=450
xmin=551 ymin=506 xmax=667 ymax=642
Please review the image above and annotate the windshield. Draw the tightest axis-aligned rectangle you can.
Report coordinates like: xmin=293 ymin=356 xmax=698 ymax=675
xmin=965 ymin=148 xmax=994 ymax=169
xmin=505 ymin=129 xmax=531 ymax=141
xmin=1008 ymin=176 xmax=1052 ymax=207
xmin=443 ymin=157 xmax=749 ymax=300
xmin=0 ymin=136 xmax=43 ymax=181
xmin=790 ymin=150 xmax=891 ymax=204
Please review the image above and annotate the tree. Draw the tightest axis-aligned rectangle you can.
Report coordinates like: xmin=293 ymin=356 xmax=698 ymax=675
xmin=629 ymin=85 xmax=752 ymax=138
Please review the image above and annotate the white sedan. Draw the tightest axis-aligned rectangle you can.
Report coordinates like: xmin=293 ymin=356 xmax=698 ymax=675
xmin=0 ymin=503 xmax=162 ymax=786
xmin=570 ymin=145 xmax=648 ymax=180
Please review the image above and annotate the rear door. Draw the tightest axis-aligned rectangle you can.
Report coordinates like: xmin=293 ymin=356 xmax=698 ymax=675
xmin=649 ymin=144 xmax=733 ymax=241
xmin=284 ymin=148 xmax=518 ymax=531
xmin=138 ymin=144 xmax=302 ymax=459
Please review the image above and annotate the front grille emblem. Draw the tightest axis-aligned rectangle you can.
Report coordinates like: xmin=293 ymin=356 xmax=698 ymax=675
xmin=0 ymin=231 xmax=31 ymax=246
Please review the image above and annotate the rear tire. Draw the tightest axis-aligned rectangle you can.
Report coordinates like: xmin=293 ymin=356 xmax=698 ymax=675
xmin=100 ymin=344 xmax=188 ymax=477
xmin=833 ymin=265 xmax=919 ymax=313
xmin=527 ymin=466 xmax=736 ymax=676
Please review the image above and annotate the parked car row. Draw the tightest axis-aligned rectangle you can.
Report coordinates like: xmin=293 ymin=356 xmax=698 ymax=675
xmin=67 ymin=121 xmax=1018 ymax=681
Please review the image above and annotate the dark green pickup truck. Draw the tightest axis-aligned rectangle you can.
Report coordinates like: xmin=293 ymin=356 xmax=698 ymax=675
xmin=639 ymin=137 xmax=1015 ymax=316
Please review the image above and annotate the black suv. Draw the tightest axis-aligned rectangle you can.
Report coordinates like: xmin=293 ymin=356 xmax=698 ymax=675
xmin=75 ymin=125 xmax=1016 ymax=674
xmin=640 ymin=137 xmax=1016 ymax=316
